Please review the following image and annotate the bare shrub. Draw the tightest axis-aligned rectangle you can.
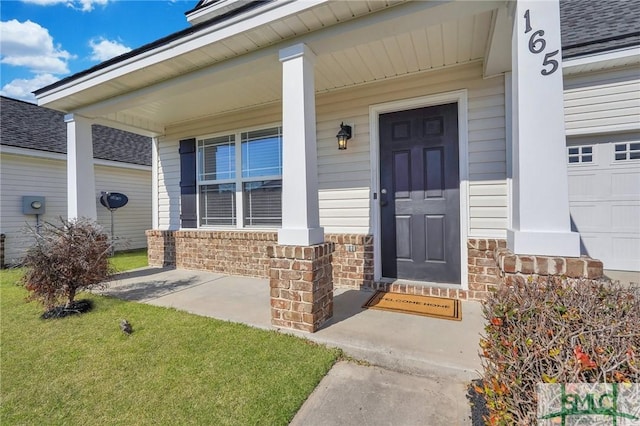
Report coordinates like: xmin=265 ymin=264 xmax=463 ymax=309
xmin=20 ymin=218 xmax=114 ymax=311
xmin=477 ymin=276 xmax=640 ymax=425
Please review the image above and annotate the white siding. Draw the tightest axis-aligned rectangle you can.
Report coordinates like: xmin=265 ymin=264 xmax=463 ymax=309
xmin=564 ymin=66 xmax=640 ymax=135
xmin=0 ymin=153 xmax=151 ymax=265
xmin=156 ymin=137 xmax=181 ymax=230
xmin=95 ymin=164 xmax=152 ymax=251
xmin=315 ymin=62 xmax=507 ymax=236
xmin=159 ymin=62 xmax=507 ymax=237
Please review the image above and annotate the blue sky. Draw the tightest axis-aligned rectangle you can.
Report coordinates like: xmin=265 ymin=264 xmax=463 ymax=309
xmin=1 ymin=0 xmax=198 ymax=103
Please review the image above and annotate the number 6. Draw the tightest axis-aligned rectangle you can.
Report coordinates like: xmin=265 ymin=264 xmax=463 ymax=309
xmin=541 ymin=50 xmax=559 ymax=76
xmin=528 ymin=30 xmax=546 ymax=54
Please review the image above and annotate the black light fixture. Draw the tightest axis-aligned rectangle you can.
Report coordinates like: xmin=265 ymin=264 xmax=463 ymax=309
xmin=336 ymin=122 xmax=352 ymax=150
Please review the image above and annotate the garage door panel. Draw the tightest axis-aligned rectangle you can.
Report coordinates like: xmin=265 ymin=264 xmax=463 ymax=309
xmin=611 ymin=172 xmax=640 ymax=197
xmin=568 ymin=173 xmax=599 ymax=199
xmin=611 ymin=204 xmax=640 ymax=232
xmin=568 ymin=136 xmax=640 ymax=272
xmin=611 ymin=237 xmax=640 ymax=271
xmin=578 ymin=235 xmax=609 ymax=260
xmin=570 ymin=204 xmax=610 ymax=231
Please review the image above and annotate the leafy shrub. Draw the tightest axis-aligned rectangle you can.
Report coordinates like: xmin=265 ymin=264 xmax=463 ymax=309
xmin=20 ymin=218 xmax=114 ymax=311
xmin=477 ymin=276 xmax=639 ymax=425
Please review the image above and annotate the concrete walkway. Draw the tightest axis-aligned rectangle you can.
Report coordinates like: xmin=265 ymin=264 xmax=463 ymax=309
xmin=102 ymin=267 xmax=485 ymax=425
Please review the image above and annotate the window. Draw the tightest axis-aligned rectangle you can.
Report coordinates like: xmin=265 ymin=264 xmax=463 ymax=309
xmin=614 ymin=142 xmax=640 ymax=161
xmin=241 ymin=128 xmax=283 ymax=226
xmin=567 ymin=145 xmax=593 ymax=164
xmin=197 ymin=126 xmax=282 ymax=227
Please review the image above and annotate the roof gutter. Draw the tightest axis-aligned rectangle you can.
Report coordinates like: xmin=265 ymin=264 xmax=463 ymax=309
xmin=563 ymin=45 xmax=640 ymax=75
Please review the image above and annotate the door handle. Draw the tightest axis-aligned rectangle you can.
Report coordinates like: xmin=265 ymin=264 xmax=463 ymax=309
xmin=380 ymin=188 xmax=388 ymax=207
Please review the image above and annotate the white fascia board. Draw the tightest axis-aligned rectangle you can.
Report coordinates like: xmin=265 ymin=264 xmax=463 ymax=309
xmin=563 ymin=47 xmax=640 ymax=75
xmin=0 ymin=145 xmax=151 ymax=171
xmin=483 ymin=4 xmax=513 ymax=78
xmin=36 ymin=0 xmax=328 ymax=106
xmin=93 ymin=159 xmax=151 ymax=171
xmin=565 ymin=122 xmax=640 ymax=137
xmin=0 ymin=145 xmax=67 ymax=161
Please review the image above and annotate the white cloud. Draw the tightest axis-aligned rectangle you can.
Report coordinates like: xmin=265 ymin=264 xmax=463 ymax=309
xmin=78 ymin=0 xmax=109 ymax=12
xmin=20 ymin=0 xmax=67 ymax=5
xmin=0 ymin=19 xmax=72 ymax=74
xmin=89 ymin=38 xmax=131 ymax=62
xmin=20 ymin=0 xmax=109 ymax=12
xmin=0 ymin=73 xmax=60 ymax=103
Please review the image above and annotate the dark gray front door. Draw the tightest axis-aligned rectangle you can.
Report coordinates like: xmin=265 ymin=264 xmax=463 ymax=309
xmin=379 ymin=103 xmax=461 ymax=283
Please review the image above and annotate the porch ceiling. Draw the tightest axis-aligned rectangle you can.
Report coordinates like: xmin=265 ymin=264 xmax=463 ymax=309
xmin=41 ymin=0 xmax=504 ymax=136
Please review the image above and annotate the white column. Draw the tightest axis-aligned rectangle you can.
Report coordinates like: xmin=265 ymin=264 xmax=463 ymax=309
xmin=65 ymin=114 xmax=97 ymax=220
xmin=278 ymin=43 xmax=324 ymax=246
xmin=508 ymin=0 xmax=579 ymax=256
xmin=151 ymin=136 xmax=159 ymax=229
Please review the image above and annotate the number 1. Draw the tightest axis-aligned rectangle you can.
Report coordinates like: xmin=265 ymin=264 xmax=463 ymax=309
xmin=524 ymin=9 xmax=532 ymax=33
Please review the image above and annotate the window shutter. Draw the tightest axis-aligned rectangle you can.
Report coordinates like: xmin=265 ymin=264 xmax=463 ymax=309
xmin=179 ymin=138 xmax=197 ymax=228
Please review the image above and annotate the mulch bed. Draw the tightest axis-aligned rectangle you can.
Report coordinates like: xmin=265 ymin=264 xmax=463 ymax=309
xmin=41 ymin=299 xmax=94 ymax=319
xmin=467 ymin=379 xmax=489 ymax=425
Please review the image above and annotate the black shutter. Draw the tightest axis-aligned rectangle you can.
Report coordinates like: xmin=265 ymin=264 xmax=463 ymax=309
xmin=179 ymin=138 xmax=197 ymax=228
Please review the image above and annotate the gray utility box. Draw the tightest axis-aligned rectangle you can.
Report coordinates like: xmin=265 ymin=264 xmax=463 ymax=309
xmin=22 ymin=196 xmax=46 ymax=215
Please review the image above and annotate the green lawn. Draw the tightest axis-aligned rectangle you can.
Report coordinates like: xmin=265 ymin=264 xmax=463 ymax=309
xmin=110 ymin=248 xmax=149 ymax=271
xmin=0 ymin=258 xmax=341 ymax=425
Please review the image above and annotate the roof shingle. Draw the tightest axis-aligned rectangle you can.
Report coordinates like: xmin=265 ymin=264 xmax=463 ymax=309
xmin=0 ymin=96 xmax=151 ymax=166
xmin=560 ymin=0 xmax=640 ymax=58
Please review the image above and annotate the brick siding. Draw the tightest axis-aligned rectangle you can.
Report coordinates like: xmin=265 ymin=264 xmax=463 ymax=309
xmin=269 ymin=243 xmax=334 ymax=332
xmin=146 ymin=230 xmax=276 ymax=278
xmin=147 ymin=231 xmax=602 ymax=306
xmin=466 ymin=238 xmax=507 ymax=300
xmin=326 ymin=234 xmax=374 ymax=289
xmin=494 ymin=247 xmax=604 ymax=285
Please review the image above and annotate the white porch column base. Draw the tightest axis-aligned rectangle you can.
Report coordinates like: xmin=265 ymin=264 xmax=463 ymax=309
xmin=278 ymin=43 xmax=324 ymax=246
xmin=508 ymin=0 xmax=580 ymax=258
xmin=277 ymin=228 xmax=325 ymax=247
xmin=507 ymin=230 xmax=580 ymax=257
xmin=65 ymin=113 xmax=97 ymax=220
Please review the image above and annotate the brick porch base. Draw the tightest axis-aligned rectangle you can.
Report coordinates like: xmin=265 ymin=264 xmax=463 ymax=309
xmin=146 ymin=231 xmax=604 ymax=311
xmin=268 ymin=243 xmax=334 ymax=332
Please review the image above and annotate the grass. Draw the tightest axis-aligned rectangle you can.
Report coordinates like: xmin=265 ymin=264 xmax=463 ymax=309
xmin=0 ymin=255 xmax=341 ymax=425
xmin=110 ymin=248 xmax=149 ymax=272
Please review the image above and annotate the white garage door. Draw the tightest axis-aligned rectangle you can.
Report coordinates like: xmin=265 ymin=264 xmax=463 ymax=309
xmin=567 ymin=134 xmax=640 ymax=272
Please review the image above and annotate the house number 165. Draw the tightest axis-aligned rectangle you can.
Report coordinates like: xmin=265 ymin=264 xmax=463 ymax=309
xmin=524 ymin=9 xmax=559 ymax=76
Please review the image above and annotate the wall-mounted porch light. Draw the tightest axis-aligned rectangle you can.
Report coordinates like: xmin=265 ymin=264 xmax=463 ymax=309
xmin=336 ymin=122 xmax=352 ymax=150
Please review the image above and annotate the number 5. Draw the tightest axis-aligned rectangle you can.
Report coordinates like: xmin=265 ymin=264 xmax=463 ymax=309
xmin=541 ymin=50 xmax=559 ymax=76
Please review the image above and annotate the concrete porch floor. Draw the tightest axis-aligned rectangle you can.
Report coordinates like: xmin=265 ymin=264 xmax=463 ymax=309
xmin=101 ymin=267 xmax=486 ymax=425
xmin=103 ymin=267 xmax=484 ymax=380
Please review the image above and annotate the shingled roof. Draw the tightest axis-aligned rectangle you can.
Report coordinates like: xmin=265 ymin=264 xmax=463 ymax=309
xmin=0 ymin=96 xmax=151 ymax=166
xmin=560 ymin=0 xmax=640 ymax=58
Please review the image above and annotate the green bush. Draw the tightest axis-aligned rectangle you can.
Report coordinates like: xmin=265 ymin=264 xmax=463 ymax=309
xmin=20 ymin=218 xmax=114 ymax=311
xmin=477 ymin=276 xmax=639 ymax=425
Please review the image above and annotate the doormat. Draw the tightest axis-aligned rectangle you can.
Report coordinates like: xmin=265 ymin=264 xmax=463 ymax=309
xmin=362 ymin=291 xmax=461 ymax=321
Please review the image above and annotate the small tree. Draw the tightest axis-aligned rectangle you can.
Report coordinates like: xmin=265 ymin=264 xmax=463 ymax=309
xmin=21 ymin=217 xmax=114 ymax=311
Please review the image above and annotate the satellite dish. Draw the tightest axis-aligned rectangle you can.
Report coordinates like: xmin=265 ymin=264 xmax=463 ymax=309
xmin=100 ymin=192 xmax=128 ymax=210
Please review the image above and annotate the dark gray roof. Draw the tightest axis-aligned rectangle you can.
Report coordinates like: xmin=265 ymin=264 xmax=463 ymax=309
xmin=0 ymin=96 xmax=151 ymax=166
xmin=185 ymin=0 xmax=218 ymax=15
xmin=560 ymin=0 xmax=640 ymax=58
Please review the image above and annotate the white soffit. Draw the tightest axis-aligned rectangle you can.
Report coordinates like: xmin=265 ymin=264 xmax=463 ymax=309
xmin=39 ymin=0 xmax=502 ymax=131
xmin=563 ymin=47 xmax=640 ymax=76
xmin=37 ymin=0 xmax=406 ymax=110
